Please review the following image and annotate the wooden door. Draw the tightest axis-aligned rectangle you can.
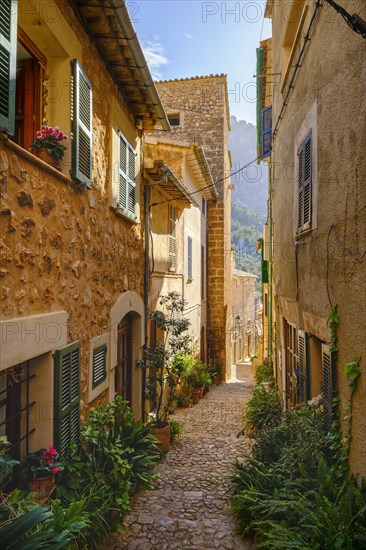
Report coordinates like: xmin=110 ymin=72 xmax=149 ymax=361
xmin=116 ymin=321 xmax=133 ymax=403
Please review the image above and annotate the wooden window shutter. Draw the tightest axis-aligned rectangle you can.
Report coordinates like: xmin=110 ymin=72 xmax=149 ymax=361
xmin=54 ymin=341 xmax=80 ymax=460
xmin=118 ymin=132 xmax=136 ymax=219
xmin=168 ymin=204 xmax=177 ymax=271
xmin=261 ymin=105 xmax=272 ymax=158
xmin=322 ymin=344 xmax=334 ymax=431
xmin=71 ymin=60 xmax=92 ymax=186
xmin=298 ymin=133 xmax=312 ymax=233
xmin=92 ymin=345 xmax=107 ymax=388
xmin=188 ymin=236 xmax=193 ymax=280
xmin=0 ymin=0 xmax=17 ymax=135
xmin=297 ymin=330 xmax=309 ymax=403
xmin=201 ymin=244 xmax=205 ymax=299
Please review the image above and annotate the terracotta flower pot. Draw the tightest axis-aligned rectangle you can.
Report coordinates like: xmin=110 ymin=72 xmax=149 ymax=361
xmin=150 ymin=423 xmax=171 ymax=453
xmin=179 ymin=401 xmax=192 ymax=408
xmin=27 ymin=474 xmax=55 ymax=496
xmin=37 ymin=148 xmax=62 ymax=171
xmin=191 ymin=389 xmax=200 ymax=405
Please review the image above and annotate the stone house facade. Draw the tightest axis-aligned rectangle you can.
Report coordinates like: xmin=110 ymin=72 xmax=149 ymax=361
xmin=155 ymin=76 xmax=233 ymax=377
xmin=231 ymin=268 xmax=258 ymax=363
xmin=0 ymin=0 xmax=168 ymax=460
xmin=263 ymin=0 xmax=366 ymax=475
xmin=144 ymin=136 xmax=216 ymax=362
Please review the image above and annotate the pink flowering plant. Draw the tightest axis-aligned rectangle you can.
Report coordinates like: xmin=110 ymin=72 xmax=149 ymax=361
xmin=22 ymin=445 xmax=64 ymax=479
xmin=30 ymin=126 xmax=68 ymax=159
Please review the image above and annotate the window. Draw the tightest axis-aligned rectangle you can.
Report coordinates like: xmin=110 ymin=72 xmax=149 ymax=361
xmin=168 ymin=204 xmax=177 ymax=271
xmin=322 ymin=344 xmax=335 ymax=430
xmin=261 ymin=105 xmax=272 ymax=158
xmin=117 ymin=131 xmax=136 ymax=219
xmin=298 ymin=330 xmax=309 ymax=404
xmin=92 ymin=345 xmax=107 ymax=389
xmin=297 ymin=133 xmax=312 ymax=233
xmin=0 ymin=0 xmax=17 ymax=136
xmin=71 ymin=60 xmax=93 ymax=186
xmin=0 ymin=362 xmax=35 ymax=460
xmin=283 ymin=319 xmax=298 ymax=406
xmin=187 ymin=236 xmax=193 ymax=280
xmin=54 ymin=341 xmax=80 ymax=460
xmin=202 ymin=196 xmax=206 ymax=216
xmin=168 ymin=113 xmax=180 ymax=126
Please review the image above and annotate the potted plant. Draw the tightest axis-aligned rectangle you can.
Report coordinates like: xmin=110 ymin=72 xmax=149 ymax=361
xmin=209 ymin=363 xmax=223 ymax=385
xmin=30 ymin=126 xmax=68 ymax=171
xmin=177 ymin=393 xmax=192 ymax=408
xmin=139 ymin=292 xmax=192 ymax=453
xmin=182 ymin=360 xmax=211 ymax=402
xmin=22 ymin=445 xmax=63 ymax=496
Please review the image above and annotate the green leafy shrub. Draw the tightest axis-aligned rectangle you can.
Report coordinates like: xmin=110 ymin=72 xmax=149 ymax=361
xmin=255 ymin=363 xmax=275 ymax=386
xmin=56 ymin=397 xmax=160 ymax=547
xmin=170 ymin=419 xmax=183 ymax=443
xmin=0 ymin=436 xmax=19 ymax=491
xmin=231 ymin=395 xmax=366 ymax=548
xmin=244 ymin=387 xmax=282 ymax=436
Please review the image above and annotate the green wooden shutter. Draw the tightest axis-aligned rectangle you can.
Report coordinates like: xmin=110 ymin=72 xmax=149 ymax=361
xmin=92 ymin=344 xmax=107 ymax=388
xmin=0 ymin=0 xmax=17 ymax=135
xmin=118 ymin=132 xmax=136 ymax=219
xmin=54 ymin=341 xmax=80 ymax=460
xmin=168 ymin=204 xmax=177 ymax=271
xmin=298 ymin=133 xmax=312 ymax=233
xmin=298 ymin=330 xmax=309 ymax=403
xmin=188 ymin=236 xmax=193 ymax=280
xmin=322 ymin=344 xmax=334 ymax=431
xmin=71 ymin=60 xmax=92 ymax=186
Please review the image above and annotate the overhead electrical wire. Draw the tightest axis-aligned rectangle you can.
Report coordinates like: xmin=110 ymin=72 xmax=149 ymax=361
xmin=150 ymin=154 xmax=263 ymax=207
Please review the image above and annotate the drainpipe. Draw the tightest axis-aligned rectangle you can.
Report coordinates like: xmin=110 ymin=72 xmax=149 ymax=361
xmin=268 ymin=163 xmax=273 ymax=363
xmin=142 ymin=171 xmax=169 ymax=421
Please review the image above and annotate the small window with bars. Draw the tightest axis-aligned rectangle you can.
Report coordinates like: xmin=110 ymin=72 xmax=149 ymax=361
xmin=92 ymin=345 xmax=107 ymax=388
xmin=118 ymin=131 xmax=136 ymax=219
xmin=168 ymin=204 xmax=177 ymax=271
xmin=297 ymin=133 xmax=312 ymax=233
xmin=187 ymin=236 xmax=193 ymax=280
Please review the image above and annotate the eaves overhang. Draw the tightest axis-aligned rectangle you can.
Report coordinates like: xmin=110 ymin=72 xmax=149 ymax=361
xmin=70 ymin=0 xmax=170 ymax=132
xmin=146 ymin=161 xmax=198 ymax=209
xmin=188 ymin=145 xmax=218 ymax=201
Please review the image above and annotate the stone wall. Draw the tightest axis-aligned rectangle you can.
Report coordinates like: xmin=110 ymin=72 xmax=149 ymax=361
xmin=0 ymin=0 xmax=145 ymax=422
xmin=155 ymin=76 xmax=232 ymax=376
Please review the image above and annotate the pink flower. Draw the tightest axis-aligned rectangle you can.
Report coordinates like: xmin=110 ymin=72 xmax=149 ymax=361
xmin=57 ymin=140 xmax=61 ymax=145
xmin=48 ymin=445 xmax=58 ymax=456
xmin=52 ymin=467 xmax=60 ymax=474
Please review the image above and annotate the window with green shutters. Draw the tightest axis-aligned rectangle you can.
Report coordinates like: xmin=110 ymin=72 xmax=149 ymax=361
xmin=54 ymin=341 xmax=80 ymax=461
xmin=322 ymin=344 xmax=335 ymax=431
xmin=71 ymin=60 xmax=92 ymax=187
xmin=118 ymin=131 xmax=136 ymax=219
xmin=297 ymin=133 xmax=312 ymax=233
xmin=297 ymin=330 xmax=309 ymax=404
xmin=187 ymin=236 xmax=193 ymax=280
xmin=92 ymin=344 xmax=107 ymax=389
xmin=0 ymin=0 xmax=17 ymax=135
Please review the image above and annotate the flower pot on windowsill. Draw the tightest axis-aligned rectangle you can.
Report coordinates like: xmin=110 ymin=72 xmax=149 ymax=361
xmin=27 ymin=474 xmax=56 ymax=497
xmin=37 ymin=148 xmax=62 ymax=172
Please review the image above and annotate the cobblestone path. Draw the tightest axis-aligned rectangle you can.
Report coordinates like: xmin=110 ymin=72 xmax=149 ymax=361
xmin=111 ymin=375 xmax=254 ymax=550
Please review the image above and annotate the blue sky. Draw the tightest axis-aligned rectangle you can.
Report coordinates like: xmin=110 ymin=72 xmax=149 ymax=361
xmin=131 ymin=1 xmax=271 ymax=126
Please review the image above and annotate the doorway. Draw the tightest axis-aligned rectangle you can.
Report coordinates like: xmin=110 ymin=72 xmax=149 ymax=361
xmin=116 ymin=316 xmax=133 ymax=403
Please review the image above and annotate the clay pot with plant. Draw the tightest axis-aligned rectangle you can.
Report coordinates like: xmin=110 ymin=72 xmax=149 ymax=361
xmin=22 ymin=445 xmax=63 ymax=497
xmin=30 ymin=125 xmax=68 ymax=171
xmin=139 ymin=292 xmax=192 ymax=453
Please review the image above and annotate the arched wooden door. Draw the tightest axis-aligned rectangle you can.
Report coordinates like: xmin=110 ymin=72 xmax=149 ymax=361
xmin=116 ymin=316 xmax=133 ymax=403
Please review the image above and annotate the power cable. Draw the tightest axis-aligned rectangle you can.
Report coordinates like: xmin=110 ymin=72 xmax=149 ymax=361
xmin=150 ymin=154 xmax=262 ymax=207
xmin=324 ymin=0 xmax=366 ymax=38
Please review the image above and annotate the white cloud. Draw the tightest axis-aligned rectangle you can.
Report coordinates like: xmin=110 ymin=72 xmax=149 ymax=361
xmin=142 ymin=40 xmax=168 ymax=80
xmin=185 ymin=33 xmax=193 ymax=39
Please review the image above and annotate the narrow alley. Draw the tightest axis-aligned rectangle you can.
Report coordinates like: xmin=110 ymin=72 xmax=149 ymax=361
xmin=111 ymin=368 xmax=254 ymax=550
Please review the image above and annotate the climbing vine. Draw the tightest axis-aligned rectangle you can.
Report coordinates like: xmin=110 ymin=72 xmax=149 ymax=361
xmin=327 ymin=305 xmax=362 ymax=470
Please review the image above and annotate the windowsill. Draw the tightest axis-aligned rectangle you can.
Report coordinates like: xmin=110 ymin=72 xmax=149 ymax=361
xmin=110 ymin=206 xmax=139 ymax=224
xmin=295 ymin=226 xmax=315 ymax=240
xmin=1 ymin=136 xmax=72 ymax=185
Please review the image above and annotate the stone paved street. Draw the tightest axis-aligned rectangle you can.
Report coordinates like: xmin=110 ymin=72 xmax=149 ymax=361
xmin=111 ymin=369 xmax=254 ymax=550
